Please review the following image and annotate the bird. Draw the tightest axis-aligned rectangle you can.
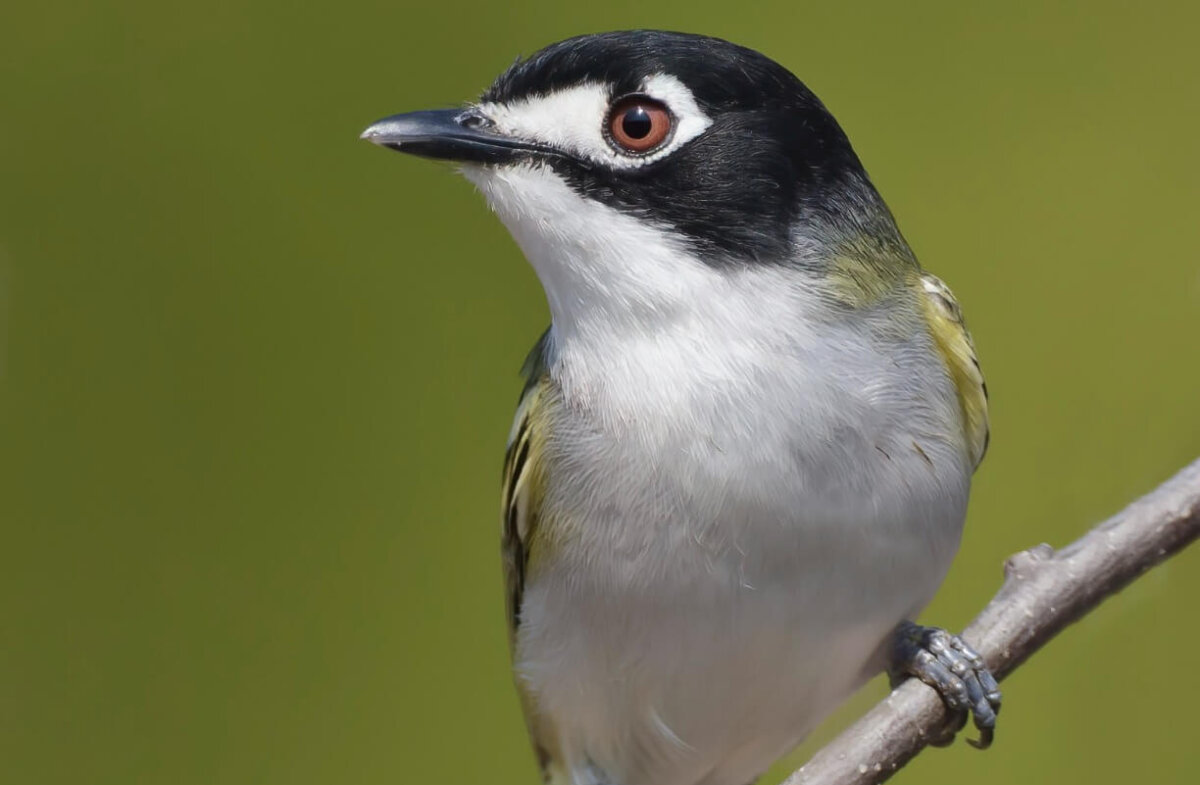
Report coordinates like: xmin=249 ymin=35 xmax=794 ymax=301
xmin=362 ymin=30 xmax=1000 ymax=785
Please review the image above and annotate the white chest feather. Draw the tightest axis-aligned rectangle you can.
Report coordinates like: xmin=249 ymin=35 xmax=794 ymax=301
xmin=470 ymin=162 xmax=972 ymax=785
xmin=527 ymin=332 xmax=968 ymax=785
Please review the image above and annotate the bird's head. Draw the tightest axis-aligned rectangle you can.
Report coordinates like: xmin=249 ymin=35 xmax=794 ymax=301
xmin=363 ymin=31 xmax=911 ymax=334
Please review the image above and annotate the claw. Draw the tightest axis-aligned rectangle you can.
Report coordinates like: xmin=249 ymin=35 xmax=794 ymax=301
xmin=889 ymin=621 xmax=1002 ymax=749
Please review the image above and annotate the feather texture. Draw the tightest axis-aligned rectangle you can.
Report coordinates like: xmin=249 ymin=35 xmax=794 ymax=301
xmin=918 ymin=274 xmax=990 ymax=469
xmin=501 ymin=334 xmax=559 ymax=776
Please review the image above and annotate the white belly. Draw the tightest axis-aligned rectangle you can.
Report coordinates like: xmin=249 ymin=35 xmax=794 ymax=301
xmin=516 ymin=321 xmax=971 ymax=785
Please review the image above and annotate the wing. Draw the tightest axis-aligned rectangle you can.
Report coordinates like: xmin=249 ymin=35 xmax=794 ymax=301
xmin=500 ymin=366 xmax=547 ymax=648
xmin=919 ymin=273 xmax=990 ymax=469
xmin=500 ymin=332 xmax=561 ymax=775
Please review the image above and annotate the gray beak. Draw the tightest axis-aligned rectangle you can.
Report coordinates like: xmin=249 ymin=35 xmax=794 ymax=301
xmin=360 ymin=109 xmax=550 ymax=164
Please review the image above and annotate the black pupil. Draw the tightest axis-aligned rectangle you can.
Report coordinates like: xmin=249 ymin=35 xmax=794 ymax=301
xmin=621 ymin=106 xmax=653 ymax=139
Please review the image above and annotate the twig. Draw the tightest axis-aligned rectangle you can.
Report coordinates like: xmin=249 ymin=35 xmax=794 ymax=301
xmin=783 ymin=457 xmax=1200 ymax=785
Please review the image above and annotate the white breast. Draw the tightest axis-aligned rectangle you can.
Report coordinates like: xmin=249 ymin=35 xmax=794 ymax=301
xmin=468 ymin=161 xmax=972 ymax=785
xmin=526 ymin=304 xmax=968 ymax=785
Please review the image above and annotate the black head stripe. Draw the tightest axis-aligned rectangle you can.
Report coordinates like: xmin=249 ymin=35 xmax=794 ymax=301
xmin=487 ymin=31 xmax=807 ymax=112
xmin=484 ymin=31 xmax=902 ymax=265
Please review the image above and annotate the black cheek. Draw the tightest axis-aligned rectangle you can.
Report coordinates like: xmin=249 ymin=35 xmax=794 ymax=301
xmin=548 ymin=134 xmax=798 ymax=265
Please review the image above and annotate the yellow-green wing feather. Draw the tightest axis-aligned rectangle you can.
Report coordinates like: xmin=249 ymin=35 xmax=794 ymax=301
xmin=500 ymin=334 xmax=562 ymax=777
xmin=501 ymin=373 xmax=547 ymax=647
xmin=919 ymin=273 xmax=990 ymax=469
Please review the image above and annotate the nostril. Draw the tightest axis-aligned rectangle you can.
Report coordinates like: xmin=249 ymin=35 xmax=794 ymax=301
xmin=457 ymin=109 xmax=493 ymax=129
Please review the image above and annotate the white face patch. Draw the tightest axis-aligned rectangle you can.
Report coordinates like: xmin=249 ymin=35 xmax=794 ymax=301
xmin=475 ymin=73 xmax=712 ymax=169
xmin=461 ymin=161 xmax=708 ymax=340
xmin=459 ymin=76 xmax=729 ymax=352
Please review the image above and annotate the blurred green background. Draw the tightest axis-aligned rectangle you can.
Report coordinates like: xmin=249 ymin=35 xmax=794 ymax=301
xmin=2 ymin=1 xmax=1198 ymax=783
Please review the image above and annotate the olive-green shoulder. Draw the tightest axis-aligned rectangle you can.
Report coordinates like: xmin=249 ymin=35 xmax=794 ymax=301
xmin=917 ymin=273 xmax=990 ymax=469
xmin=500 ymin=330 xmax=551 ymax=648
xmin=500 ymin=330 xmax=562 ymax=774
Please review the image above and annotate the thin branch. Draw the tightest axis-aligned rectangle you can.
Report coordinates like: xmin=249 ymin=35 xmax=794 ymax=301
xmin=784 ymin=457 xmax=1200 ymax=785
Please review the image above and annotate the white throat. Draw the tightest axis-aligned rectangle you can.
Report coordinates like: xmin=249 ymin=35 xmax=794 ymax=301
xmin=462 ymin=162 xmax=842 ymax=433
xmin=463 ymin=162 xmax=734 ymax=343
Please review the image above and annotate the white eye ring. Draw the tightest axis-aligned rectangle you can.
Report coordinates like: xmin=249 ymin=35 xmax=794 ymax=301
xmin=475 ymin=73 xmax=712 ymax=170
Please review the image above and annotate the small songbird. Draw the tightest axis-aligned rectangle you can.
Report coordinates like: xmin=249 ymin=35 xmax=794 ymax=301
xmin=363 ymin=30 xmax=1000 ymax=785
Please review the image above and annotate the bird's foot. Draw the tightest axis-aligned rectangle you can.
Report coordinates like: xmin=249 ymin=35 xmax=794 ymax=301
xmin=888 ymin=621 xmax=1002 ymax=749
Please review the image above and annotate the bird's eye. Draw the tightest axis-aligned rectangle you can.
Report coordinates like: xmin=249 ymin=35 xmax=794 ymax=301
xmin=607 ymin=96 xmax=672 ymax=154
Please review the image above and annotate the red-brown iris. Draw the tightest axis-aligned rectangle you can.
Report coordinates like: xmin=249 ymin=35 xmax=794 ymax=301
xmin=607 ymin=96 xmax=672 ymax=154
